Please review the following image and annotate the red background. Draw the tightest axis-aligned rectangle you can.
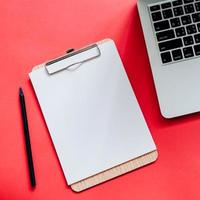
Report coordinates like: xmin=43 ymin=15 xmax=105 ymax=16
xmin=1 ymin=0 xmax=200 ymax=199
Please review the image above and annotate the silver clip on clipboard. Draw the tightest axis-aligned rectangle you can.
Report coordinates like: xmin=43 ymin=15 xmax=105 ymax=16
xmin=45 ymin=44 xmax=101 ymax=74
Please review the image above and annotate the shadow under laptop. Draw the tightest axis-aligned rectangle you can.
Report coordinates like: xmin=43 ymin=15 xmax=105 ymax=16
xmin=117 ymin=4 xmax=200 ymax=130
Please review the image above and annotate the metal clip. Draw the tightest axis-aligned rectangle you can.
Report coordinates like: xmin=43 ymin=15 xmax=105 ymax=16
xmin=45 ymin=44 xmax=101 ymax=74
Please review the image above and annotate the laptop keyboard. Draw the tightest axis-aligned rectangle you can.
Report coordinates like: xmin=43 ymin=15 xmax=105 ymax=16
xmin=149 ymin=0 xmax=200 ymax=64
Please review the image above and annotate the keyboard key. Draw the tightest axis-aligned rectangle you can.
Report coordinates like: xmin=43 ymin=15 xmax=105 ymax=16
xmin=184 ymin=4 xmax=195 ymax=13
xmin=163 ymin=9 xmax=173 ymax=19
xmin=181 ymin=15 xmax=192 ymax=24
xmin=172 ymin=49 xmax=183 ymax=60
xmin=197 ymin=23 xmax=200 ymax=31
xmin=186 ymin=24 xmax=197 ymax=34
xmin=154 ymin=20 xmax=170 ymax=31
xmin=192 ymin=13 xmax=200 ymax=22
xmin=175 ymin=27 xmax=186 ymax=36
xmin=170 ymin=17 xmax=181 ymax=27
xmin=172 ymin=0 xmax=183 ymax=6
xmin=194 ymin=33 xmax=200 ymax=42
xmin=183 ymin=0 xmax=194 ymax=3
xmin=152 ymin=11 xmax=162 ymax=21
xmin=183 ymin=46 xmax=194 ymax=57
xmin=183 ymin=36 xmax=194 ymax=45
xmin=150 ymin=5 xmax=160 ymax=12
xmin=161 ymin=2 xmax=172 ymax=9
xmin=194 ymin=44 xmax=200 ymax=55
xmin=173 ymin=6 xmax=184 ymax=16
xmin=159 ymin=38 xmax=183 ymax=51
xmin=195 ymin=2 xmax=200 ymax=11
xmin=156 ymin=30 xmax=175 ymax=41
xmin=161 ymin=52 xmax=172 ymax=63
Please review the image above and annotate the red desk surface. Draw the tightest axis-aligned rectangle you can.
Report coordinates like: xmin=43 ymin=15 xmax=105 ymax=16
xmin=1 ymin=0 xmax=200 ymax=199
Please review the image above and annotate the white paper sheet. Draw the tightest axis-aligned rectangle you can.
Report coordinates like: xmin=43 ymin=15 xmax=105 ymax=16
xmin=29 ymin=39 xmax=157 ymax=185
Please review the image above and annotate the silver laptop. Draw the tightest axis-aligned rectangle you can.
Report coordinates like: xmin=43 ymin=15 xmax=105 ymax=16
xmin=138 ymin=0 xmax=200 ymax=118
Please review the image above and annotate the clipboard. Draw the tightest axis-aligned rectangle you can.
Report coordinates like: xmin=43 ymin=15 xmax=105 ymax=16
xmin=29 ymin=39 xmax=158 ymax=192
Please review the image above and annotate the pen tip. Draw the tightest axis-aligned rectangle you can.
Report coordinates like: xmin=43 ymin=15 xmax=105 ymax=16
xmin=19 ymin=87 xmax=23 ymax=95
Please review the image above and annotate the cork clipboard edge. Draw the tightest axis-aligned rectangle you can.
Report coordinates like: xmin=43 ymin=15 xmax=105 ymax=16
xmin=71 ymin=150 xmax=158 ymax=192
xmin=31 ymin=40 xmax=158 ymax=192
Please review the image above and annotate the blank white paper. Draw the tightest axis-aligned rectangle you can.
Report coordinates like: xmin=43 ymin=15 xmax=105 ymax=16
xmin=29 ymin=39 xmax=157 ymax=185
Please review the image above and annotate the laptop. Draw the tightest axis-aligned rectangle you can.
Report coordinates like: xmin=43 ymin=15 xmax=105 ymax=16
xmin=138 ymin=0 xmax=200 ymax=118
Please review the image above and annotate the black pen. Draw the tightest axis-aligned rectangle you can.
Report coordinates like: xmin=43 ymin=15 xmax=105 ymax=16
xmin=19 ymin=87 xmax=36 ymax=187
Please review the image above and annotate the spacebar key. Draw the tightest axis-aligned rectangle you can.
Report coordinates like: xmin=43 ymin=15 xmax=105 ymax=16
xmin=159 ymin=38 xmax=183 ymax=52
